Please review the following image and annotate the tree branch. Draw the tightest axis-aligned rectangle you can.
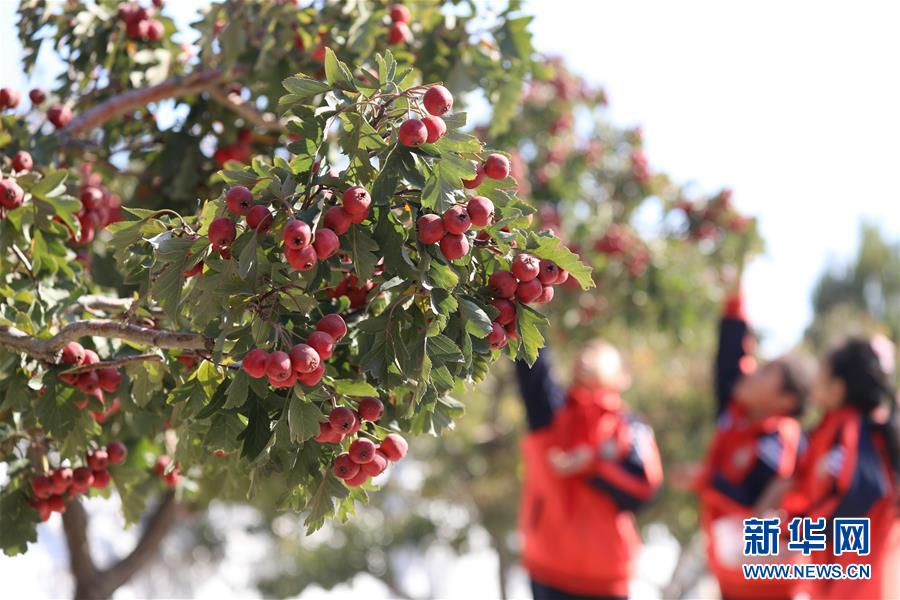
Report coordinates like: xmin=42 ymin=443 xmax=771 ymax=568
xmin=61 ymin=353 xmax=164 ymax=375
xmin=0 ymin=319 xmax=213 ymax=363
xmin=207 ymin=86 xmax=285 ymax=131
xmin=61 ymin=500 xmax=98 ymax=598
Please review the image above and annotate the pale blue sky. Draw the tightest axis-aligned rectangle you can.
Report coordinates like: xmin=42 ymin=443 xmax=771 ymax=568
xmin=1 ymin=1 xmax=897 ymax=353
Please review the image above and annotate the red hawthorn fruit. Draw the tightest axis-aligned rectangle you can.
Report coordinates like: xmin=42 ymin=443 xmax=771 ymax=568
xmin=491 ymin=298 xmax=516 ymax=326
xmin=297 ymin=362 xmax=325 ymax=386
xmin=163 ymin=470 xmax=179 ymax=488
xmin=358 ymin=396 xmax=384 ymax=422
xmin=323 ymin=205 xmax=352 ymax=235
xmin=313 ymin=228 xmax=340 ymax=259
xmin=270 ymin=370 xmax=297 ymax=389
xmin=466 ymin=196 xmax=494 ymax=228
xmin=440 ymin=234 xmax=469 ymax=260
xmin=76 ymin=371 xmax=100 ymax=394
xmin=328 ymin=406 xmax=357 ymax=434
xmin=0 ymin=88 xmax=21 ymax=109
xmin=62 ymin=341 xmax=86 ymax=365
xmin=417 ymin=213 xmax=445 ymax=244
xmin=87 ymin=449 xmax=109 ymax=471
xmin=106 ymin=441 xmax=128 ymax=465
xmin=11 ymin=151 xmax=32 ymax=173
xmin=556 ymin=268 xmax=570 ymax=285
xmin=462 ymin=163 xmax=486 ymax=190
xmin=47 ymin=495 xmax=66 ymax=513
xmin=316 ymin=313 xmax=347 ymax=341
xmin=47 ymin=104 xmax=72 ymax=129
xmin=176 ymin=353 xmax=197 ymax=369
xmin=72 ymin=467 xmax=94 ymax=492
xmin=483 ymin=153 xmax=510 ymax=180
xmin=388 ymin=22 xmax=411 ymax=45
xmin=29 ymin=88 xmax=46 ymax=105
xmin=333 ymin=453 xmax=361 ymax=480
xmin=534 ymin=285 xmax=554 ymax=304
xmin=285 ymin=245 xmax=318 ymax=271
xmin=289 ymin=343 xmax=320 ymax=374
xmin=307 ymin=331 xmax=335 ymax=360
xmin=208 ymin=217 xmax=236 ymax=249
xmin=82 ymin=349 xmax=100 ymax=366
xmin=511 ymin=253 xmax=540 ymax=282
xmin=225 ymin=185 xmax=253 ymax=216
xmin=423 ymin=85 xmax=453 ymax=116
xmin=361 ymin=450 xmax=389 ymax=476
xmin=92 ymin=396 xmax=121 ymax=424
xmin=422 ymin=115 xmax=446 ymax=143
xmin=379 ymin=433 xmax=408 ymax=461
xmin=341 ymin=186 xmax=371 ymax=216
xmin=505 ymin=319 xmax=517 ymax=339
xmin=388 ymin=3 xmax=411 ymax=23
xmin=265 ymin=351 xmax=293 ymax=381
xmin=344 ymin=469 xmax=369 ymax=487
xmin=398 ymin=118 xmax=427 ymax=147
xmin=349 ymin=438 xmax=377 ymax=464
xmin=246 ymin=205 xmax=273 ymax=232
xmin=51 ymin=468 xmax=73 ymax=495
xmin=515 ymin=278 xmax=543 ymax=303
xmin=538 ymin=259 xmax=561 ymax=285
xmin=487 ymin=322 xmax=508 ymax=350
xmin=154 ymin=455 xmax=172 ymax=477
xmin=442 ymin=205 xmax=471 ymax=235
xmin=488 ymin=269 xmax=518 ymax=298
xmin=31 ymin=475 xmax=53 ymax=499
xmin=97 ymin=367 xmax=121 ymax=393
xmin=0 ymin=178 xmax=24 ymax=209
xmin=145 ymin=19 xmax=164 ymax=42
xmin=347 ymin=411 xmax=363 ymax=435
xmin=182 ymin=261 xmax=203 ymax=277
xmin=242 ymin=348 xmax=269 ymax=378
xmin=283 ymin=219 xmax=312 ymax=250
xmin=314 ymin=421 xmax=343 ymax=443
xmin=32 ymin=497 xmax=52 ymax=521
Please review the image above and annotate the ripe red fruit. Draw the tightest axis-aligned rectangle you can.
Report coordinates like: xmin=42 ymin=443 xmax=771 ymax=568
xmin=308 ymin=331 xmax=335 ymax=360
xmin=283 ymin=219 xmax=312 ymax=250
xmin=97 ymin=367 xmax=121 ymax=393
xmin=422 ymin=115 xmax=446 ymax=143
xmin=534 ymin=285 xmax=554 ymax=304
xmin=556 ymin=269 xmax=569 ymax=285
xmin=361 ymin=450 xmax=389 ymax=476
xmin=312 ymin=228 xmax=340 ymax=260
xmin=314 ymin=421 xmax=343 ymax=444
xmin=80 ymin=186 xmax=103 ymax=210
xmin=246 ymin=205 xmax=273 ymax=232
xmin=328 ymin=406 xmax=357 ymax=434
xmin=423 ymin=85 xmax=453 ymax=116
xmin=72 ymin=467 xmax=94 ymax=492
xmin=538 ymin=259 xmax=561 ymax=285
xmin=51 ymin=468 xmax=73 ymax=495
xmin=29 ymin=88 xmax=46 ymax=105
xmin=333 ymin=453 xmax=361 ymax=480
xmin=0 ymin=88 xmax=18 ymax=109
xmin=0 ymin=178 xmax=24 ymax=209
xmin=440 ymin=234 xmax=469 ymax=260
xmin=488 ymin=269 xmax=518 ymax=298
xmin=442 ymin=205 xmax=471 ymax=235
xmin=358 ymin=397 xmax=384 ymax=422
xmin=208 ymin=217 xmax=236 ymax=249
xmin=154 ymin=455 xmax=172 ymax=476
xmin=344 ymin=469 xmax=370 ymax=487
xmin=285 ymin=245 xmax=318 ymax=271
xmin=398 ymin=118 xmax=428 ymax=147
xmin=515 ymin=278 xmax=543 ymax=303
xmin=289 ymin=343 xmax=320 ymax=374
xmin=379 ymin=433 xmax=408 ymax=461
xmin=491 ymin=298 xmax=516 ymax=326
xmin=31 ymin=475 xmax=53 ymax=499
xmin=511 ymin=253 xmax=540 ymax=282
xmin=242 ymin=348 xmax=268 ymax=378
xmin=484 ymin=153 xmax=511 ymax=180
xmin=323 ymin=205 xmax=352 ymax=235
xmin=487 ymin=322 xmax=508 ymax=350
xmin=163 ymin=469 xmax=179 ymax=488
xmin=47 ymin=495 xmax=66 ymax=513
xmin=61 ymin=342 xmax=86 ymax=365
xmin=349 ymin=438 xmax=377 ymax=464
xmin=87 ymin=449 xmax=109 ymax=471
xmin=297 ymin=362 xmax=325 ymax=386
xmin=82 ymin=349 xmax=100 ymax=365
xmin=106 ymin=441 xmax=128 ymax=465
xmin=316 ymin=313 xmax=347 ymax=341
xmin=388 ymin=22 xmax=411 ymax=45
xmin=265 ymin=351 xmax=293 ymax=381
xmin=145 ymin=19 xmax=164 ymax=42
xmin=11 ymin=151 xmax=32 ymax=173
xmin=341 ymin=186 xmax=371 ymax=216
xmin=225 ymin=185 xmax=253 ymax=216
xmin=466 ymin=196 xmax=494 ymax=227
xmin=76 ymin=371 xmax=100 ymax=394
xmin=417 ymin=213 xmax=445 ymax=244
xmin=269 ymin=370 xmax=297 ymax=389
xmin=47 ymin=104 xmax=73 ymax=129
xmin=31 ymin=497 xmax=52 ymax=521
xmin=462 ymin=163 xmax=485 ymax=189
xmin=92 ymin=469 xmax=111 ymax=489
xmin=388 ymin=3 xmax=411 ymax=23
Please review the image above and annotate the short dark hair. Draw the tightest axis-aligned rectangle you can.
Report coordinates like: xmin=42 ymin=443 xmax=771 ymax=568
xmin=772 ymin=355 xmax=814 ymax=416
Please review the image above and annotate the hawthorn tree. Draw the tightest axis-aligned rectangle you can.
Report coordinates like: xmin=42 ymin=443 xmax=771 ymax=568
xmin=0 ymin=1 xmax=589 ymax=597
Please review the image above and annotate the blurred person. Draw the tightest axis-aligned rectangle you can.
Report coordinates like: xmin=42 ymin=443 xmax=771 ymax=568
xmin=692 ymin=285 xmax=812 ymax=599
xmin=514 ymin=340 xmax=663 ymax=600
xmin=779 ymin=337 xmax=900 ymax=599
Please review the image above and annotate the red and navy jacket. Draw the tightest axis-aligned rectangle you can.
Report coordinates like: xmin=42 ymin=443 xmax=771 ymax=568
xmin=514 ymin=350 xmax=662 ymax=597
xmin=696 ymin=295 xmax=803 ymax=598
xmin=781 ymin=406 xmax=900 ymax=599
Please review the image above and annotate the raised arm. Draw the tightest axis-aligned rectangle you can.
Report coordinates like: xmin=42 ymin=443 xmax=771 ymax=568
xmin=715 ymin=292 xmax=749 ymax=416
xmin=587 ymin=417 xmax=663 ymax=512
xmin=514 ymin=348 xmax=567 ymax=431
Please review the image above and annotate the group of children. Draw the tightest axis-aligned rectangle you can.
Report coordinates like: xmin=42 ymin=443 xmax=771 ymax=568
xmin=514 ymin=289 xmax=899 ymax=599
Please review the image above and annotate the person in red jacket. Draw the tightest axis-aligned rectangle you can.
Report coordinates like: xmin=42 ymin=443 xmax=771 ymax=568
xmin=514 ymin=340 xmax=663 ymax=600
xmin=694 ymin=290 xmax=812 ymax=599
xmin=780 ymin=337 xmax=900 ymax=599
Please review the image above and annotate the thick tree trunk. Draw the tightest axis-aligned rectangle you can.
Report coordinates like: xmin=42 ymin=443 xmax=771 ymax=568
xmin=61 ymin=491 xmax=178 ymax=600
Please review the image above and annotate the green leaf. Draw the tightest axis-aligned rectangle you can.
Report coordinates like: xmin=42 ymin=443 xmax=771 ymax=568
xmin=28 ymin=169 xmax=67 ymax=200
xmin=197 ymin=379 xmax=230 ymax=419
xmin=237 ymin=232 xmax=258 ymax=280
xmin=459 ymin=297 xmax=493 ymax=338
xmin=427 ymin=335 xmax=464 ymax=366
xmin=224 ymin=370 xmax=250 ymax=409
xmin=420 ymin=154 xmax=476 ymax=213
xmin=287 ymin=393 xmax=325 ymax=443
xmin=323 ymin=48 xmax=356 ymax=91
xmin=282 ymin=76 xmax=331 ymax=99
xmin=304 ymin=472 xmax=349 ymax=532
xmin=342 ymin=225 xmax=379 ymax=280
xmin=0 ymin=490 xmax=38 ymax=556
xmin=239 ymin=397 xmax=274 ymax=461
xmin=515 ymin=304 xmax=549 ymax=366
xmin=332 ymin=379 xmax=378 ymax=396
xmin=152 ymin=258 xmax=188 ymax=323
xmin=527 ymin=232 xmax=594 ymax=289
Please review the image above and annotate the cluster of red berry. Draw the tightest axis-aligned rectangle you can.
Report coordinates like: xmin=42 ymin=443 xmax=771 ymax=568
xmin=57 ymin=342 xmax=123 ymax=408
xmin=29 ymin=442 xmax=127 ymax=521
xmin=316 ymin=399 xmax=408 ymax=488
xmin=153 ymin=455 xmax=180 ymax=488
xmin=416 ymin=196 xmax=494 ymax=260
xmin=594 ymin=224 xmax=651 ymax=277
xmin=677 ymin=189 xmax=750 ymax=240
xmin=387 ymin=4 xmax=412 ymax=45
xmin=1 ymin=84 xmax=72 ymax=128
xmin=213 ymin=128 xmax=254 ymax=167
xmin=398 ymin=85 xmax=453 ymax=147
xmin=241 ymin=313 xmax=347 ymax=389
xmin=117 ymin=1 xmax=165 ymax=43
xmin=72 ymin=165 xmax=124 ymax=246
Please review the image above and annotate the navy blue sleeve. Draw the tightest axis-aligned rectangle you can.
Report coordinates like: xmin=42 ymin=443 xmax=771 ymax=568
xmin=715 ymin=317 xmax=748 ymax=417
xmin=587 ymin=418 xmax=662 ymax=512
xmin=514 ymin=348 xmax=566 ymax=431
